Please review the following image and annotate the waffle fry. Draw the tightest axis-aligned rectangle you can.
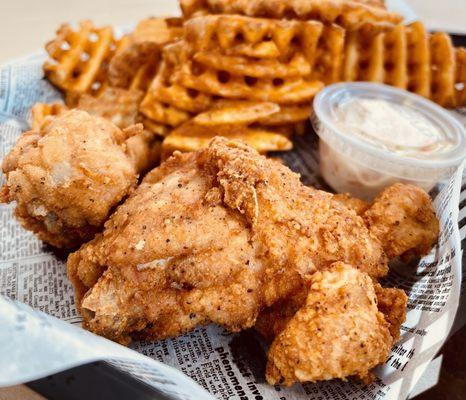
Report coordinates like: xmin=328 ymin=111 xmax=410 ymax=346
xmin=192 ymin=101 xmax=280 ymax=126
xmin=312 ymin=24 xmax=345 ymax=84
xmin=185 ymin=15 xmax=323 ymax=64
xmin=193 ymin=52 xmax=313 ymax=79
xmin=108 ymin=18 xmax=183 ymax=90
xmin=137 ymin=116 xmax=170 ymax=137
xmin=185 ymin=16 xmax=343 ymax=84
xmin=142 ymin=57 xmax=213 ymax=114
xmin=139 ymin=42 xmax=213 ymax=128
xmin=140 ymin=96 xmax=192 ymax=128
xmin=40 ymin=4 xmax=465 ymax=168
xmin=339 ymin=21 xmax=466 ymax=107
xmin=162 ymin=121 xmax=292 ymax=157
xmin=406 ymin=21 xmax=431 ymax=98
xmin=44 ymin=21 xmax=121 ymax=100
xmin=430 ymin=33 xmax=456 ymax=108
xmin=77 ymin=87 xmax=143 ymax=128
xmin=257 ymin=104 xmax=310 ymax=125
xmin=175 ymin=62 xmax=324 ymax=104
xmin=31 ymin=102 xmax=68 ymax=130
xmin=140 ymin=61 xmax=207 ymax=127
xmin=180 ymin=0 xmax=402 ymax=30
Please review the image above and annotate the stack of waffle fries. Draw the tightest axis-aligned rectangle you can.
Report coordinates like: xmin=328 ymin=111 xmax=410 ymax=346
xmin=38 ymin=0 xmax=466 ymax=156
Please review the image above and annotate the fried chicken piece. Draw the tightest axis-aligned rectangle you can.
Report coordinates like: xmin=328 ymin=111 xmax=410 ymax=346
xmin=256 ymin=184 xmax=437 ymax=341
xmin=1 ymin=110 xmax=159 ymax=248
xmin=256 ymin=279 xmax=408 ymax=344
xmin=265 ymin=263 xmax=399 ymax=386
xmin=364 ymin=183 xmax=439 ymax=259
xmin=333 ymin=193 xmax=370 ymax=215
xmin=254 ymin=285 xmax=308 ymax=342
xmin=68 ymin=137 xmax=388 ymax=343
xmin=374 ymin=284 xmax=407 ymax=342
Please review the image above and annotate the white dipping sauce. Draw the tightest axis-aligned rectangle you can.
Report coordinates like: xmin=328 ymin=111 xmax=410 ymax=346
xmin=313 ymin=83 xmax=466 ymax=201
xmin=334 ymin=98 xmax=454 ymax=159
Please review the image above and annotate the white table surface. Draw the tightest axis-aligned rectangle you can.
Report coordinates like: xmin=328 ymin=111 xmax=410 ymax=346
xmin=0 ymin=0 xmax=464 ymax=399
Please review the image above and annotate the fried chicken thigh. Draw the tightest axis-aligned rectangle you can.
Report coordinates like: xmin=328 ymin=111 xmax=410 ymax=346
xmin=68 ymin=138 xmax=437 ymax=353
xmin=1 ymin=110 xmax=159 ymax=248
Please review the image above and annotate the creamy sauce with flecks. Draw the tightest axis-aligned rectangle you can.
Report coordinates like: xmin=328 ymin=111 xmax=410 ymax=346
xmin=335 ymin=98 xmax=454 ymax=159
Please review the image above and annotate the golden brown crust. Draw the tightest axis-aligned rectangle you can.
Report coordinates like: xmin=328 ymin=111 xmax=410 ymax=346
xmin=68 ymin=137 xmax=391 ymax=343
xmin=333 ymin=193 xmax=370 ymax=215
xmin=364 ymin=183 xmax=440 ymax=260
xmin=1 ymin=110 xmax=158 ymax=248
xmin=265 ymin=263 xmax=393 ymax=386
xmin=374 ymin=284 xmax=407 ymax=342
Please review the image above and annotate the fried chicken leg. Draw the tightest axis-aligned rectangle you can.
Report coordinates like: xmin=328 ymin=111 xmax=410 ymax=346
xmin=1 ymin=110 xmax=159 ymax=248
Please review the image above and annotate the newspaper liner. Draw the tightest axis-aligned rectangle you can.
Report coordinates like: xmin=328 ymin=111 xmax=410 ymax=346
xmin=0 ymin=51 xmax=465 ymax=400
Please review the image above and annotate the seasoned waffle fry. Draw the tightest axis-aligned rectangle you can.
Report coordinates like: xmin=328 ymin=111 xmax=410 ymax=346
xmin=140 ymin=59 xmax=209 ymax=128
xmin=44 ymin=21 xmax=121 ymax=99
xmin=77 ymin=87 xmax=143 ymax=128
xmin=312 ymin=24 xmax=345 ymax=84
xmin=256 ymin=121 xmax=308 ymax=136
xmin=193 ymin=52 xmax=312 ymax=78
xmin=128 ymin=59 xmax=161 ymax=92
xmin=257 ymin=104 xmax=310 ymax=125
xmin=137 ymin=116 xmax=170 ymax=137
xmin=406 ymin=21 xmax=431 ymax=98
xmin=180 ymin=0 xmax=402 ymax=30
xmin=162 ymin=121 xmax=292 ymax=156
xmin=140 ymin=42 xmax=213 ymax=128
xmin=339 ymin=21 xmax=466 ymax=107
xmin=186 ymin=15 xmax=343 ymax=88
xmin=134 ymin=17 xmax=183 ymax=42
xmin=175 ymin=62 xmax=324 ymax=104
xmin=31 ymin=103 xmax=68 ymax=130
xmin=108 ymin=18 xmax=183 ymax=90
xmin=185 ymin=15 xmax=323 ymax=64
xmin=142 ymin=59 xmax=212 ymax=114
xmin=430 ymin=33 xmax=456 ymax=108
xmin=192 ymin=101 xmax=280 ymax=125
xmin=140 ymin=97 xmax=192 ymax=128
xmin=383 ymin=25 xmax=407 ymax=88
xmin=108 ymin=41 xmax=162 ymax=90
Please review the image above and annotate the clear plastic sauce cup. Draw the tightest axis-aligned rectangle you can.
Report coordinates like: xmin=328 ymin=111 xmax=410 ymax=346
xmin=312 ymin=82 xmax=466 ymax=200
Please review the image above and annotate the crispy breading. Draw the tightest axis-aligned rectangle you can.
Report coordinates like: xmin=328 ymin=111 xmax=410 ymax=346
xmin=265 ymin=263 xmax=395 ymax=386
xmin=68 ymin=137 xmax=389 ymax=343
xmin=374 ymin=283 xmax=407 ymax=342
xmin=333 ymin=193 xmax=370 ymax=215
xmin=364 ymin=183 xmax=439 ymax=259
xmin=255 ymin=185 xmax=433 ymax=342
xmin=1 ymin=110 xmax=158 ymax=248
